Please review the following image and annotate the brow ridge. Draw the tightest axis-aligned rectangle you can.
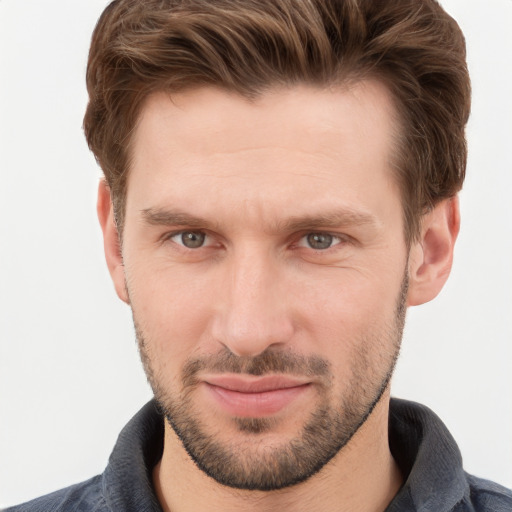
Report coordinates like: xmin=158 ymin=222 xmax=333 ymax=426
xmin=141 ymin=206 xmax=377 ymax=233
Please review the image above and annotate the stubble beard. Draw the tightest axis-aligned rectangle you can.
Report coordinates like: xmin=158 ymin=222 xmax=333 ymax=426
xmin=134 ymin=273 xmax=408 ymax=491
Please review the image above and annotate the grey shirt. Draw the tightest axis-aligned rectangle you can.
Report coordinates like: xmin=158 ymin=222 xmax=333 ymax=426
xmin=4 ymin=399 xmax=512 ymax=511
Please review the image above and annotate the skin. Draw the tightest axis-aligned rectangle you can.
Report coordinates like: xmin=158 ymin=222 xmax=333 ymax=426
xmin=98 ymin=82 xmax=460 ymax=512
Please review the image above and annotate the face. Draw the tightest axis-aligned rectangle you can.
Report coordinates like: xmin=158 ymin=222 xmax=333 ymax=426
xmin=118 ymin=83 xmax=410 ymax=490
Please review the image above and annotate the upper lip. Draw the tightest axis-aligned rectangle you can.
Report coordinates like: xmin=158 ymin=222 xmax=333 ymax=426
xmin=203 ymin=375 xmax=310 ymax=393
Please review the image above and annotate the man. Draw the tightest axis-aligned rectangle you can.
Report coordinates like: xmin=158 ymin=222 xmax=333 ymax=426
xmin=4 ymin=0 xmax=511 ymax=511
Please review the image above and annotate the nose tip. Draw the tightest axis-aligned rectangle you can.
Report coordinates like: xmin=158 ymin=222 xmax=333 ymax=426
xmin=215 ymin=312 xmax=294 ymax=358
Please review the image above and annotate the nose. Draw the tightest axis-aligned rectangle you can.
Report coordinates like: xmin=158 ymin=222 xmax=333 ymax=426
xmin=211 ymin=246 xmax=295 ymax=357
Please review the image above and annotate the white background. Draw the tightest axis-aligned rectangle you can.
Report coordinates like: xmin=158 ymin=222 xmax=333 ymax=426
xmin=0 ymin=0 xmax=511 ymax=507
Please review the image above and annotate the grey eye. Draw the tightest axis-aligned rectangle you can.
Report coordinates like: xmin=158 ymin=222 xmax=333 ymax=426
xmin=178 ymin=231 xmax=206 ymax=248
xmin=306 ymin=233 xmax=334 ymax=250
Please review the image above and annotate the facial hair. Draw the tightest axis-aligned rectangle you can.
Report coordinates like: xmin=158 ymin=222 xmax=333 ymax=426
xmin=134 ymin=272 xmax=408 ymax=491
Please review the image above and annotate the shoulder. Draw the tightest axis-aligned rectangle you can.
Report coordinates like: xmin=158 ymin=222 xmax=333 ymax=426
xmin=457 ymin=474 xmax=512 ymax=512
xmin=2 ymin=475 xmax=108 ymax=512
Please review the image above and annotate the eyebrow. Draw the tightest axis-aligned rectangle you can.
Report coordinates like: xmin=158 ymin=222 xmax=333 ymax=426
xmin=141 ymin=207 xmax=378 ymax=233
xmin=278 ymin=210 xmax=377 ymax=232
xmin=142 ymin=208 xmax=214 ymax=229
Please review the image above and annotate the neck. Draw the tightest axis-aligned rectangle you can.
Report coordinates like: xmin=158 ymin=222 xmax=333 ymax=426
xmin=153 ymin=392 xmax=402 ymax=512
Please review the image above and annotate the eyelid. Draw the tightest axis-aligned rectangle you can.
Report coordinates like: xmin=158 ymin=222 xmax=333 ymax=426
xmin=295 ymin=232 xmax=347 ymax=250
xmin=160 ymin=229 xmax=350 ymax=250
xmin=162 ymin=229 xmax=212 ymax=247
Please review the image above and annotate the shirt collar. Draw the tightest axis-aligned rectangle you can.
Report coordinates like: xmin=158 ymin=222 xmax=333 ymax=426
xmin=386 ymin=398 xmax=468 ymax=511
xmin=102 ymin=401 xmax=164 ymax=512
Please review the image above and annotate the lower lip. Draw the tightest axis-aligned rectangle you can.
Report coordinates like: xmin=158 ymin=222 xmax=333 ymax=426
xmin=204 ymin=383 xmax=310 ymax=417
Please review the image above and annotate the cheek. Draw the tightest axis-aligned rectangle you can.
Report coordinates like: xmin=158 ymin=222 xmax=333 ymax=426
xmin=125 ymin=245 xmax=405 ymax=377
xmin=293 ymin=266 xmax=401 ymax=329
xmin=126 ymin=260 xmax=219 ymax=371
xmin=287 ymin=265 xmax=405 ymax=379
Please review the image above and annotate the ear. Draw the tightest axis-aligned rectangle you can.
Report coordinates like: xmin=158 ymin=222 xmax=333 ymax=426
xmin=407 ymin=196 xmax=460 ymax=306
xmin=97 ymin=180 xmax=129 ymax=304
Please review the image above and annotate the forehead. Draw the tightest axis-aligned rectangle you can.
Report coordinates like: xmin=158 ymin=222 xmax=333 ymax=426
xmin=127 ymin=82 xmax=401 ymax=230
xmin=133 ymin=81 xmax=398 ymax=161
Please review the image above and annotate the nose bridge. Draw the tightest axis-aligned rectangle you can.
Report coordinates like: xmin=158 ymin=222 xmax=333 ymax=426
xmin=213 ymin=241 xmax=294 ymax=357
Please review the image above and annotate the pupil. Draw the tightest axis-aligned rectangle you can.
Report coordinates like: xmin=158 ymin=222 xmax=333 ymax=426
xmin=307 ymin=233 xmax=333 ymax=250
xmin=182 ymin=232 xmax=205 ymax=248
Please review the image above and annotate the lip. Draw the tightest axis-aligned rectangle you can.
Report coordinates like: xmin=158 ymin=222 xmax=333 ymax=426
xmin=202 ymin=375 xmax=311 ymax=417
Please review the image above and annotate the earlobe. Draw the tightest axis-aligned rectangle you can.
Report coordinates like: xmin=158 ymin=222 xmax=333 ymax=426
xmin=407 ymin=197 xmax=460 ymax=306
xmin=97 ymin=180 xmax=129 ymax=304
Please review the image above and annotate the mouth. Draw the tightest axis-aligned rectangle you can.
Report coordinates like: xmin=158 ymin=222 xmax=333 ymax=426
xmin=202 ymin=375 xmax=312 ymax=417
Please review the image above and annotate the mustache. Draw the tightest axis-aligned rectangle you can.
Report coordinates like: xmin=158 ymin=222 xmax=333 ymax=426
xmin=182 ymin=348 xmax=331 ymax=387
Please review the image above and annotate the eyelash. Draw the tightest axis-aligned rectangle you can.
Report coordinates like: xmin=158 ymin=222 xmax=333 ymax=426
xmin=168 ymin=230 xmax=212 ymax=249
xmin=164 ymin=230 xmax=347 ymax=252
xmin=296 ymin=233 xmax=344 ymax=251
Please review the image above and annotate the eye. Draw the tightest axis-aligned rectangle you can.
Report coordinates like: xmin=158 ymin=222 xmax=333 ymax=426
xmin=298 ymin=232 xmax=342 ymax=250
xmin=171 ymin=231 xmax=207 ymax=249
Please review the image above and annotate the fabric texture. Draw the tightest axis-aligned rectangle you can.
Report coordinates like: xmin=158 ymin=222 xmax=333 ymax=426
xmin=4 ymin=399 xmax=511 ymax=512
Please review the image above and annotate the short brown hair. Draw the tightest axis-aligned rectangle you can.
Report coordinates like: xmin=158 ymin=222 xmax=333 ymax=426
xmin=84 ymin=0 xmax=470 ymax=242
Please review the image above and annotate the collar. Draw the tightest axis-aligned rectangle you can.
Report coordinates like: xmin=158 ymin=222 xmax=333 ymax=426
xmin=386 ymin=399 xmax=468 ymax=511
xmin=102 ymin=401 xmax=164 ymax=512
